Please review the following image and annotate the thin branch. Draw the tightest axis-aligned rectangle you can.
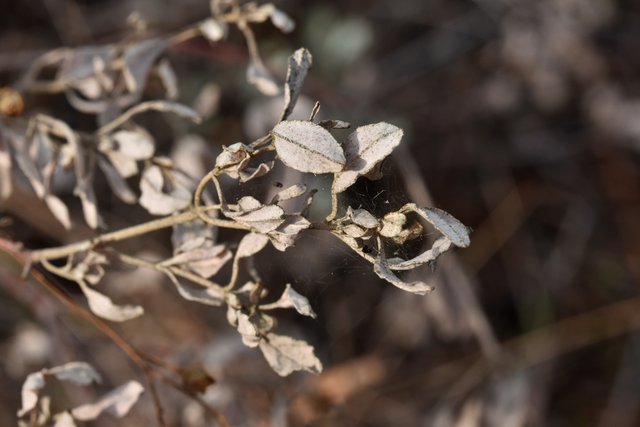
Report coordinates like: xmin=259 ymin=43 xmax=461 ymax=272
xmin=29 ymin=207 xmax=249 ymax=262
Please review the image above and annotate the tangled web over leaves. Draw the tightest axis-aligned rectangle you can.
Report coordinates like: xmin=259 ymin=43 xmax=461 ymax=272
xmin=0 ymin=0 xmax=470 ymax=424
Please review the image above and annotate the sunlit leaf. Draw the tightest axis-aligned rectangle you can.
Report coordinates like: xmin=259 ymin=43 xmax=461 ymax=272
xmin=272 ymin=120 xmax=345 ymax=174
xmin=334 ymin=122 xmax=403 ymax=193
xmin=400 ymin=204 xmax=471 ymax=248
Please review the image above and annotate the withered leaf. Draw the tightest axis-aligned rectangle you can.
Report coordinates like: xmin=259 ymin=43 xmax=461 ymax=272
xmin=77 ymin=281 xmax=144 ymax=322
xmin=261 ymin=284 xmax=316 ymax=318
xmin=44 ymin=195 xmax=72 ymax=229
xmin=72 ymin=381 xmax=144 ymax=421
xmin=96 ymin=156 xmax=137 ymax=204
xmin=122 ymin=38 xmax=169 ymax=95
xmin=139 ymin=165 xmax=191 ymax=215
xmin=272 ymin=120 xmax=345 ymax=174
xmin=247 ymin=62 xmax=280 ymax=96
xmin=164 ymin=270 xmax=225 ymax=306
xmin=259 ymin=333 xmax=322 ymax=376
xmin=318 ymin=119 xmax=351 ymax=129
xmin=162 ymin=242 xmax=231 ymax=279
xmin=271 ymin=183 xmax=307 ymax=204
xmin=267 ymin=215 xmax=311 ymax=251
xmin=111 ymin=129 xmax=155 ymax=160
xmin=373 ymin=252 xmax=434 ymax=295
xmin=225 ymin=197 xmax=285 ymax=233
xmin=236 ymin=233 xmax=270 ymax=258
xmin=280 ymin=48 xmax=312 ymax=121
xmin=269 ymin=7 xmax=295 ymax=33
xmin=53 ymin=411 xmax=76 ymax=427
xmin=387 ymin=236 xmax=453 ymax=271
xmin=333 ymin=122 xmax=403 ymax=193
xmin=19 ymin=361 xmax=103 ymax=417
xmin=400 ymin=204 xmax=470 ymax=248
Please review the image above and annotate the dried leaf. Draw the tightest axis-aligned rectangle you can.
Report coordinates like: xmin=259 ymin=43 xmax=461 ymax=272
xmin=280 ymin=48 xmax=312 ymax=121
xmin=122 ymin=38 xmax=169 ymax=95
xmin=17 ymin=372 xmax=45 ymax=417
xmin=44 ymin=195 xmax=72 ymax=229
xmin=318 ymin=119 xmax=351 ymax=129
xmin=334 ymin=122 xmax=403 ymax=193
xmin=139 ymin=165 xmax=191 ymax=215
xmin=349 ymin=207 xmax=379 ymax=229
xmin=387 ymin=236 xmax=453 ymax=271
xmin=156 ymin=59 xmax=178 ymax=99
xmin=267 ymin=215 xmax=311 ymax=251
xmin=261 ymin=284 xmax=316 ymax=318
xmin=237 ymin=233 xmax=270 ymax=258
xmin=400 ymin=204 xmax=470 ymax=248
xmin=162 ymin=243 xmax=231 ymax=278
xmin=105 ymin=150 xmax=138 ymax=178
xmin=269 ymin=7 xmax=295 ymax=33
xmin=72 ymin=381 xmax=144 ymax=421
xmin=111 ymin=129 xmax=154 ymax=160
xmin=272 ymin=120 xmax=345 ymax=174
xmin=53 ymin=411 xmax=76 ymax=427
xmin=164 ymin=270 xmax=225 ymax=306
xmin=18 ymin=360 xmax=103 ymax=417
xmin=373 ymin=249 xmax=434 ymax=295
xmin=238 ymin=162 xmax=272 ymax=183
xmin=77 ymin=280 xmax=144 ymax=322
xmin=47 ymin=362 xmax=101 ymax=385
xmin=225 ymin=197 xmax=285 ymax=233
xmin=199 ymin=18 xmax=226 ymax=42
xmin=247 ymin=62 xmax=280 ymax=96
xmin=96 ymin=156 xmax=137 ymax=204
xmin=271 ymin=183 xmax=307 ymax=204
xmin=237 ymin=312 xmax=261 ymax=347
xmin=259 ymin=333 xmax=322 ymax=376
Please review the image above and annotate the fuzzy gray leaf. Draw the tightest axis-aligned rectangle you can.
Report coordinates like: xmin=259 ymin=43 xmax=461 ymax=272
xmin=259 ymin=333 xmax=322 ymax=376
xmin=280 ymin=48 xmax=312 ymax=121
xmin=226 ymin=197 xmax=285 ymax=233
xmin=267 ymin=215 xmax=311 ymax=251
xmin=47 ymin=362 xmax=101 ymax=385
xmin=334 ymin=122 xmax=403 ymax=193
xmin=387 ymin=236 xmax=453 ymax=271
xmin=162 ymin=243 xmax=231 ymax=278
xmin=272 ymin=120 xmax=345 ymax=174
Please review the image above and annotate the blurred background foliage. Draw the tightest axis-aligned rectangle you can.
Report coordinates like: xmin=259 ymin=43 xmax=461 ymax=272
xmin=2 ymin=0 xmax=640 ymax=426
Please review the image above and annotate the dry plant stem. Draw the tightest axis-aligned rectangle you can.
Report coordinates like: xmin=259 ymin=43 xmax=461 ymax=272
xmin=96 ymin=100 xmax=201 ymax=135
xmin=116 ymin=252 xmax=225 ymax=294
xmin=29 ymin=206 xmax=249 ymax=262
xmin=1 ymin=238 xmax=231 ymax=427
